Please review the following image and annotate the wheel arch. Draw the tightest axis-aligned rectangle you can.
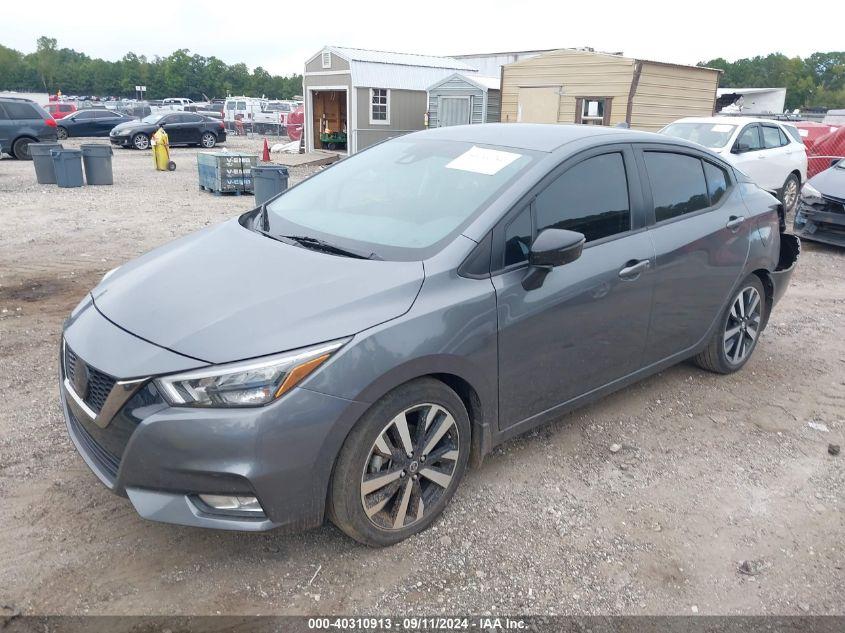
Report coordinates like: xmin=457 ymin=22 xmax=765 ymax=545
xmin=751 ymin=268 xmax=774 ymax=329
xmin=12 ymin=134 xmax=38 ymax=150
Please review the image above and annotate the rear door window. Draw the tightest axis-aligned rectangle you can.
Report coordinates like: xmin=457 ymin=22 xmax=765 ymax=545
xmin=703 ymin=161 xmax=729 ymax=206
xmin=3 ymin=101 xmax=41 ymax=119
xmin=644 ymin=152 xmax=709 ymax=222
xmin=534 ymin=152 xmax=631 ymax=243
xmin=761 ymin=125 xmax=785 ymax=149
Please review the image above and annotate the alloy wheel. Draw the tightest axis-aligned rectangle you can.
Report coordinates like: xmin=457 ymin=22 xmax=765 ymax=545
xmin=133 ymin=134 xmax=149 ymax=150
xmin=723 ymin=286 xmax=762 ymax=364
xmin=783 ymin=179 xmax=798 ymax=211
xmin=57 ymin=127 xmax=68 ymax=140
xmin=201 ymin=133 xmax=216 ymax=148
xmin=360 ymin=403 xmax=460 ymax=531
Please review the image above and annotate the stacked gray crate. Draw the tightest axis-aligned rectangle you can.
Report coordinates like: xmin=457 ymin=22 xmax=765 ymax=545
xmin=197 ymin=152 xmax=258 ymax=194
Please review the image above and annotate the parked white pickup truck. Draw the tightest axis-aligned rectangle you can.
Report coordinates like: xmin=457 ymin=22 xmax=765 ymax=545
xmin=253 ymin=100 xmax=298 ymax=135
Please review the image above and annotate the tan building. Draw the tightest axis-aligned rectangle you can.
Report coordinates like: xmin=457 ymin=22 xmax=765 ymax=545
xmin=500 ymin=49 xmax=721 ymax=132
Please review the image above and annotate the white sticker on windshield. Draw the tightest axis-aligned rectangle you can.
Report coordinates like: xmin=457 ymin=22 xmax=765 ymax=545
xmin=446 ymin=146 xmax=522 ymax=176
xmin=711 ymin=124 xmax=734 ymax=132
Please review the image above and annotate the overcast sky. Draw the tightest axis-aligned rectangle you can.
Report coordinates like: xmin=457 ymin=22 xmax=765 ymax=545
xmin=4 ymin=0 xmax=841 ymax=76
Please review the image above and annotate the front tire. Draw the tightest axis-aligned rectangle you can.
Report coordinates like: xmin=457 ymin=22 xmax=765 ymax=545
xmin=780 ymin=173 xmax=800 ymax=214
xmin=328 ymin=378 xmax=470 ymax=546
xmin=200 ymin=132 xmax=216 ymax=148
xmin=57 ymin=127 xmax=68 ymax=140
xmin=132 ymin=133 xmax=150 ymax=150
xmin=693 ymin=275 xmax=766 ymax=374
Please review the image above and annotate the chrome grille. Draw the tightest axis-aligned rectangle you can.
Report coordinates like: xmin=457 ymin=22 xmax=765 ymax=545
xmin=64 ymin=344 xmax=117 ymax=414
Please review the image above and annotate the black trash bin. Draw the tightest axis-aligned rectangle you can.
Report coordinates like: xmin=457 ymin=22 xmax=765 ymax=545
xmin=50 ymin=149 xmax=85 ymax=188
xmin=80 ymin=144 xmax=114 ymax=185
xmin=252 ymin=165 xmax=289 ymax=207
xmin=30 ymin=142 xmax=64 ymax=184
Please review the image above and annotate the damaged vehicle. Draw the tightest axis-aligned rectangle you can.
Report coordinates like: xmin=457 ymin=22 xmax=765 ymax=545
xmin=794 ymin=159 xmax=845 ymax=247
xmin=59 ymin=124 xmax=799 ymax=546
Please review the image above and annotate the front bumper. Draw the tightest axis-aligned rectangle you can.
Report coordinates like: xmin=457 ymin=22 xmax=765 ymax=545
xmin=109 ymin=135 xmax=131 ymax=147
xmin=794 ymin=202 xmax=845 ymax=248
xmin=60 ymin=299 xmax=368 ymax=532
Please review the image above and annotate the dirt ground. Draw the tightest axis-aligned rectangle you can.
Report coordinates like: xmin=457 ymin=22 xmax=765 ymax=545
xmin=0 ymin=136 xmax=842 ymax=617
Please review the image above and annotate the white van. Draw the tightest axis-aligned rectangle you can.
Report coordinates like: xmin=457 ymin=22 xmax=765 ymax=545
xmin=224 ymin=96 xmax=267 ymax=129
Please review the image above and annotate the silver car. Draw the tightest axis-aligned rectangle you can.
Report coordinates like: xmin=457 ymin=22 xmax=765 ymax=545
xmin=59 ymin=124 xmax=799 ymax=546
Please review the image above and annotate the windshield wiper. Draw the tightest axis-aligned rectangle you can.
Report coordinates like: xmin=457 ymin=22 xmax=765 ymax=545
xmin=281 ymin=235 xmax=382 ymax=260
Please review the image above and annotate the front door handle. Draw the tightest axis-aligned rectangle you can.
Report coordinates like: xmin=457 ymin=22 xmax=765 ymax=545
xmin=618 ymin=259 xmax=650 ymax=280
xmin=726 ymin=215 xmax=746 ymax=231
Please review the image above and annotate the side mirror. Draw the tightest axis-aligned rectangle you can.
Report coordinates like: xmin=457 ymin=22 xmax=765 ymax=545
xmin=522 ymin=228 xmax=585 ymax=291
xmin=732 ymin=142 xmax=750 ymax=154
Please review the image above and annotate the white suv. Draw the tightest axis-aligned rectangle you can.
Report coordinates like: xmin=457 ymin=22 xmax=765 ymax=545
xmin=660 ymin=116 xmax=808 ymax=212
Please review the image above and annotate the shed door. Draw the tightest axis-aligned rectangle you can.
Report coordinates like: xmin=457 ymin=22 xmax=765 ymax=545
xmin=439 ymin=97 xmax=471 ymax=127
xmin=518 ymin=87 xmax=560 ymax=123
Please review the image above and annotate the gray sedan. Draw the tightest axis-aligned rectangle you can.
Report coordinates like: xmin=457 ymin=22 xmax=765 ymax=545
xmin=59 ymin=124 xmax=799 ymax=546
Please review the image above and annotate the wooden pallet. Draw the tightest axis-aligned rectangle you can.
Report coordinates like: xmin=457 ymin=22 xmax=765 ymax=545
xmin=198 ymin=185 xmax=252 ymax=196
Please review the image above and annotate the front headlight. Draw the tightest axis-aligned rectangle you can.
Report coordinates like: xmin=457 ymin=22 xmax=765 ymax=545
xmin=800 ymin=183 xmax=823 ymax=204
xmin=155 ymin=338 xmax=349 ymax=408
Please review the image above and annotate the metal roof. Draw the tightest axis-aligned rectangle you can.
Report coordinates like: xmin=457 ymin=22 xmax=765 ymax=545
xmin=316 ymin=46 xmax=478 ymax=91
xmin=328 ymin=46 xmax=476 ymax=70
xmin=427 ymin=73 xmax=500 ymax=92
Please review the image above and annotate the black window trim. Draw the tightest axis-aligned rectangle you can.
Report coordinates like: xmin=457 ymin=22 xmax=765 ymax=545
xmin=490 ymin=143 xmax=647 ymax=275
xmin=633 ymin=143 xmax=735 ymax=228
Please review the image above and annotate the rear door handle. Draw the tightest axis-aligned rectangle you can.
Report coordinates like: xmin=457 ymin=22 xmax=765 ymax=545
xmin=618 ymin=259 xmax=650 ymax=280
xmin=726 ymin=215 xmax=746 ymax=231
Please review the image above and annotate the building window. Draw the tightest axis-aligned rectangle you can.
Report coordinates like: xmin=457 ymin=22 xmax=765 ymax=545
xmin=370 ymin=88 xmax=390 ymax=125
xmin=576 ymin=97 xmax=611 ymax=125
xmin=321 ymin=51 xmax=331 ymax=69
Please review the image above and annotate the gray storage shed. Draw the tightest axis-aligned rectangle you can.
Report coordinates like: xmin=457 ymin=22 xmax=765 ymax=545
xmin=426 ymin=73 xmax=500 ymax=127
xmin=303 ymin=46 xmax=478 ymax=154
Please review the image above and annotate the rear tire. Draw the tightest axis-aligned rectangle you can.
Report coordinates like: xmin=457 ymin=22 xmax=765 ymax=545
xmin=328 ymin=378 xmax=470 ymax=547
xmin=57 ymin=127 xmax=68 ymax=140
xmin=12 ymin=137 xmax=34 ymax=160
xmin=200 ymin=132 xmax=216 ymax=148
xmin=693 ymin=275 xmax=766 ymax=374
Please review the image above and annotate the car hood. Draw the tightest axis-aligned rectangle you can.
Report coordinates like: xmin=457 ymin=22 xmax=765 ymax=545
xmin=809 ymin=165 xmax=845 ymax=199
xmin=91 ymin=219 xmax=425 ymax=364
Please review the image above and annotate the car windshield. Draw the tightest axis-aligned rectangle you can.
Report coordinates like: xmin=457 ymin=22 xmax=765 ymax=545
xmin=141 ymin=114 xmax=164 ymax=124
xmin=660 ymin=122 xmax=738 ymax=149
xmin=264 ymin=138 xmax=538 ymax=260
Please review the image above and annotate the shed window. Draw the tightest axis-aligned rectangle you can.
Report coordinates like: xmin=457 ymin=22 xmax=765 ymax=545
xmin=322 ymin=52 xmax=331 ymax=69
xmin=370 ymin=88 xmax=390 ymax=125
xmin=576 ymin=97 xmax=611 ymax=125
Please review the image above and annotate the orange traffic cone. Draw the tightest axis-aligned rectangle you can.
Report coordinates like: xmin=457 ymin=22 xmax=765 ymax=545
xmin=262 ymin=138 xmax=271 ymax=162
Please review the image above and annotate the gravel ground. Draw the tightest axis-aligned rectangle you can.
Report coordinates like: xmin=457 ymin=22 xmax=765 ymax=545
xmin=0 ymin=137 xmax=843 ymax=616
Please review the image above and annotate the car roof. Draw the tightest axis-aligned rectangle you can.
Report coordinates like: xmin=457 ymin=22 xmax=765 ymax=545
xmin=0 ymin=96 xmax=36 ymax=102
xmin=405 ymin=123 xmax=668 ymax=153
xmin=671 ymin=116 xmax=788 ymax=127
